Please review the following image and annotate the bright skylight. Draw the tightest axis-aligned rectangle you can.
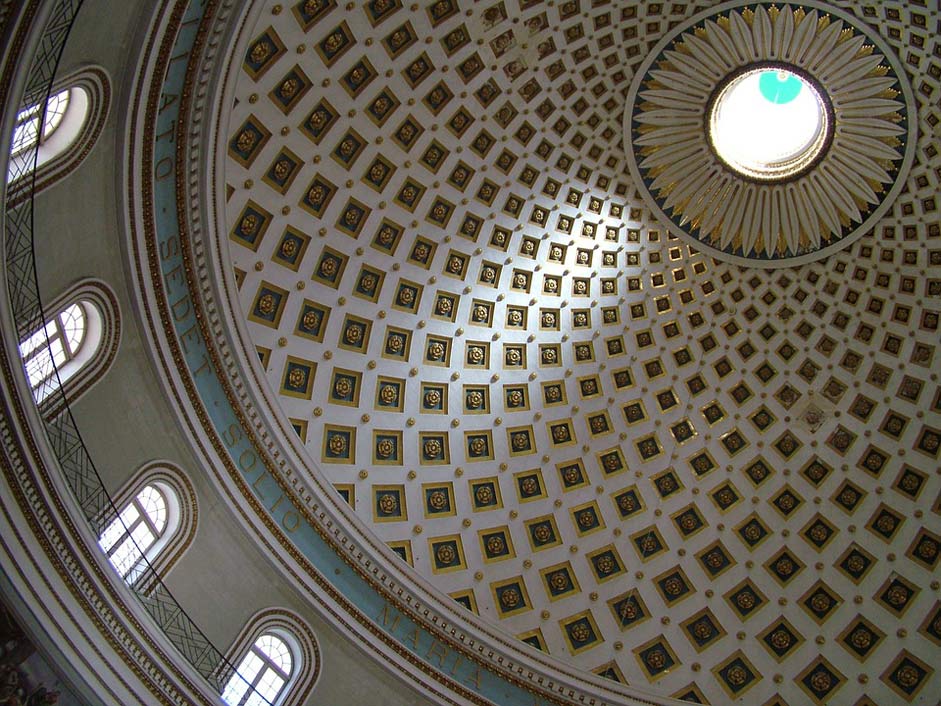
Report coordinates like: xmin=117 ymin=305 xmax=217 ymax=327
xmin=710 ymin=68 xmax=828 ymax=181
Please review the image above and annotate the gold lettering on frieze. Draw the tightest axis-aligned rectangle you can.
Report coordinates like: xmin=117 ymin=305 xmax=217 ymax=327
xmin=155 ymin=120 xmax=176 ymax=144
xmin=158 ymin=92 xmax=179 ymax=115
xmin=237 ymin=449 xmax=257 ymax=473
xmin=165 ymin=50 xmax=191 ymax=73
xmin=193 ymin=354 xmax=212 ymax=377
xmin=154 ymin=156 xmax=174 ymax=181
xmin=169 ymin=294 xmax=190 ymax=322
xmin=375 ymin=602 xmax=485 ymax=691
xmin=222 ymin=422 xmax=242 ymax=447
xmin=378 ymin=602 xmax=401 ymax=632
xmin=281 ymin=510 xmax=300 ymax=533
xmin=464 ymin=665 xmax=481 ymax=690
xmin=179 ymin=323 xmax=200 ymax=354
xmin=402 ymin=627 xmax=420 ymax=651
xmin=425 ymin=639 xmax=448 ymax=668
xmin=159 ymin=235 xmax=180 ymax=259
xmin=163 ymin=262 xmax=184 ymax=287
xmin=218 ymin=416 xmax=301 ymax=531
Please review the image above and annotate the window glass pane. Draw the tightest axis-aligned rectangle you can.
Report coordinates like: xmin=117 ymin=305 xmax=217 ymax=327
xmin=253 ymin=671 xmax=285 ymax=703
xmin=243 ymin=689 xmax=275 ymax=706
xmin=221 ymin=675 xmax=250 ymax=706
xmin=42 ymin=90 xmax=70 ymax=139
xmin=20 ymin=317 xmax=64 ymax=392
xmin=222 ymin=651 xmax=264 ymax=706
xmin=18 ymin=321 xmax=57 ymax=359
xmin=97 ymin=520 xmax=124 ymax=554
xmin=239 ymin=652 xmax=265 ymax=683
xmin=59 ymin=302 xmax=85 ymax=355
xmin=129 ymin=520 xmax=155 ymax=550
xmin=14 ymin=103 xmax=40 ymax=121
xmin=108 ymin=535 xmax=143 ymax=577
xmin=23 ymin=346 xmax=53 ymax=387
xmin=49 ymin=338 xmax=67 ymax=367
xmin=31 ymin=377 xmax=58 ymax=404
xmin=255 ymin=634 xmax=292 ymax=674
xmin=137 ymin=485 xmax=168 ymax=534
xmin=11 ymin=115 xmax=39 ymax=155
xmin=97 ymin=502 xmax=139 ymax=553
xmin=119 ymin=501 xmax=141 ymax=526
xmin=104 ymin=510 xmax=154 ymax=578
xmin=123 ymin=560 xmax=148 ymax=586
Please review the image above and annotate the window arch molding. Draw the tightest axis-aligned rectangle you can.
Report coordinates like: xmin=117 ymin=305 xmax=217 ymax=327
xmin=7 ymin=65 xmax=110 ymax=205
xmin=220 ymin=609 xmax=320 ymax=706
xmin=22 ymin=277 xmax=120 ymax=418
xmin=99 ymin=460 xmax=198 ymax=590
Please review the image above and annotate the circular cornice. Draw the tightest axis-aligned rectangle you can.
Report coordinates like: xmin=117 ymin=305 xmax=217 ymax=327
xmin=624 ymin=1 xmax=918 ymax=267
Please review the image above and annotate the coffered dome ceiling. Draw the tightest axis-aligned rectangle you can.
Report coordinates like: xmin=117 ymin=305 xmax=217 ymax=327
xmin=153 ymin=0 xmax=940 ymax=702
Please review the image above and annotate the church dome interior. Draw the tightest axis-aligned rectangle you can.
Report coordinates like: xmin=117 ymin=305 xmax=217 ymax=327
xmin=1 ymin=1 xmax=940 ymax=705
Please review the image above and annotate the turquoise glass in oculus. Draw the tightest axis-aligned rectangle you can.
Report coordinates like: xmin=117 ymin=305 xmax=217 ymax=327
xmin=759 ymin=70 xmax=803 ymax=105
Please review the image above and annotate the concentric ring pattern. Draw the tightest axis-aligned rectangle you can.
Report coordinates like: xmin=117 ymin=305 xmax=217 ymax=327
xmin=625 ymin=2 xmax=917 ymax=266
xmin=220 ymin=0 xmax=941 ymax=703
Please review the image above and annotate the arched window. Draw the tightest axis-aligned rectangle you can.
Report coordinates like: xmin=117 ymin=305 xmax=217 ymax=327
xmin=20 ymin=299 xmax=97 ymax=404
xmin=96 ymin=462 xmax=197 ymax=589
xmin=221 ymin=632 xmax=294 ymax=706
xmin=98 ymin=484 xmax=168 ymax=582
xmin=17 ymin=279 xmax=119 ymax=418
xmin=6 ymin=66 xmax=110 ymax=204
xmin=220 ymin=610 xmax=319 ymax=706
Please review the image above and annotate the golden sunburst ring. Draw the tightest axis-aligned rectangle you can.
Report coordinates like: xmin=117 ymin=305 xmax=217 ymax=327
xmin=624 ymin=1 xmax=917 ymax=267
